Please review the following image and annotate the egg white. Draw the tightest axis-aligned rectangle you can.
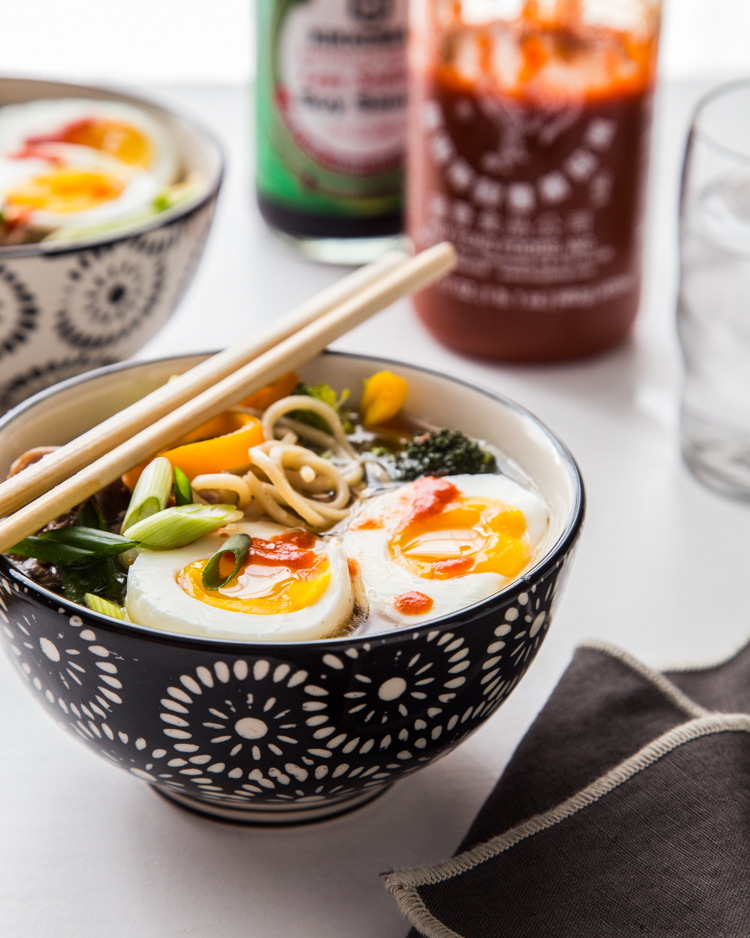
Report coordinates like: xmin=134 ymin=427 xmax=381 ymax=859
xmin=125 ymin=522 xmax=354 ymax=641
xmin=0 ymin=156 xmax=49 ymax=194
xmin=0 ymin=146 xmax=163 ymax=229
xmin=0 ymin=98 xmax=178 ymax=185
xmin=341 ymin=473 xmax=549 ymax=626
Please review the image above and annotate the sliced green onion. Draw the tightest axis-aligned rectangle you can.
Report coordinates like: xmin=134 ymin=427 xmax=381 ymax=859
xmin=118 ymin=547 xmax=141 ymax=567
xmin=43 ymin=526 xmax=137 ymax=557
xmin=76 ymin=498 xmax=107 ymax=531
xmin=153 ymin=180 xmax=201 ymax=214
xmin=9 ymin=536 xmax=95 ymax=565
xmin=125 ymin=503 xmax=237 ymax=549
xmin=43 ymin=206 xmax=157 ymax=244
xmin=174 ymin=465 xmax=193 ymax=506
xmin=122 ymin=457 xmax=173 ymax=532
xmin=84 ymin=593 xmax=127 ymax=620
xmin=201 ymin=534 xmax=252 ymax=590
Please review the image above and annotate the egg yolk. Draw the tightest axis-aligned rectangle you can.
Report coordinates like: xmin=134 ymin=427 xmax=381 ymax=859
xmin=390 ymin=477 xmax=531 ymax=580
xmin=6 ymin=169 xmax=125 ymax=214
xmin=178 ymin=532 xmax=331 ymax=615
xmin=24 ymin=119 xmax=153 ymax=169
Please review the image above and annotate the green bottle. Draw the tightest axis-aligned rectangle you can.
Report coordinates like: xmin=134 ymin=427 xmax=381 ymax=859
xmin=255 ymin=0 xmax=407 ymax=262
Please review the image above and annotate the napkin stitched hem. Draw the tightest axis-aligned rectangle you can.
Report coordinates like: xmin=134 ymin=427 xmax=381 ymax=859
xmin=576 ymin=639 xmax=708 ymax=718
xmin=658 ymin=635 xmax=750 ymax=674
xmin=386 ymin=713 xmax=750 ymax=938
xmin=385 ymin=639 xmax=750 ymax=938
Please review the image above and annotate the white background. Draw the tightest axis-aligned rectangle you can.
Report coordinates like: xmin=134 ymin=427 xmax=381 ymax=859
xmin=5 ymin=78 xmax=750 ymax=938
xmin=1 ymin=3 xmax=750 ymax=937
xmin=0 ymin=0 xmax=748 ymax=85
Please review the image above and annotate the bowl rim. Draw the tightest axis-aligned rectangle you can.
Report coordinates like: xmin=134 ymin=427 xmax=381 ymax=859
xmin=0 ymin=76 xmax=224 ymax=259
xmin=0 ymin=349 xmax=586 ymax=650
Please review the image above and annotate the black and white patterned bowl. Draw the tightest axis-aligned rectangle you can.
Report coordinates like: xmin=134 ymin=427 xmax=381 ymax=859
xmin=0 ymin=352 xmax=585 ymax=824
xmin=0 ymin=78 xmax=223 ymax=415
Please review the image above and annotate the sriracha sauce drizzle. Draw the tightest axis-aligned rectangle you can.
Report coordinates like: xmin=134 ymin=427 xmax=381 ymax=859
xmin=394 ymin=591 xmax=434 ymax=615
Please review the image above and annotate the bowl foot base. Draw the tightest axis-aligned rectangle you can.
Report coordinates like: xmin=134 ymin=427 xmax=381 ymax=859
xmin=152 ymin=784 xmax=390 ymax=826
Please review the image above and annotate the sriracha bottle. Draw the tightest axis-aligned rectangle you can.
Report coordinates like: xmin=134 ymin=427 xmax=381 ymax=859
xmin=407 ymin=0 xmax=662 ymax=361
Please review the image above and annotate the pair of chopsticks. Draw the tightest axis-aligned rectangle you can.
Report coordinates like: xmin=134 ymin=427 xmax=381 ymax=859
xmin=0 ymin=242 xmax=456 ymax=555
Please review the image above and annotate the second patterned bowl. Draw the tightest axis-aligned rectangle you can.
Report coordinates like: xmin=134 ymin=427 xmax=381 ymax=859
xmin=0 ymin=77 xmax=223 ymax=415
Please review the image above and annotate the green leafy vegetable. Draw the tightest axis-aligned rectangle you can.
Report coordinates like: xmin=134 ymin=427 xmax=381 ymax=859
xmin=174 ymin=465 xmax=193 ymax=506
xmin=9 ymin=526 xmax=135 ymax=564
xmin=9 ymin=524 xmax=133 ymax=604
xmin=201 ymin=534 xmax=252 ymax=590
xmin=62 ymin=558 xmax=126 ymax=605
xmin=9 ymin=536 xmax=95 ymax=565
xmin=294 ymin=381 xmax=340 ymax=410
xmin=291 ymin=382 xmax=353 ymax=434
xmin=393 ymin=430 xmax=497 ymax=481
xmin=75 ymin=498 xmax=107 ymax=531
xmin=84 ymin=593 xmax=127 ymax=620
xmin=42 ymin=526 xmax=137 ymax=557
xmin=121 ymin=456 xmax=172 ymax=532
xmin=124 ymin=503 xmax=237 ymax=549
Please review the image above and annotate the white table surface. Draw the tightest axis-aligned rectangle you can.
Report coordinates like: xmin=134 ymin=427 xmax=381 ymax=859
xmin=3 ymin=78 xmax=749 ymax=937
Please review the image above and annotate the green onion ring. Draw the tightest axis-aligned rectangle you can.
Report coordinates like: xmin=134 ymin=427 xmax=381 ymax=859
xmin=202 ymin=534 xmax=252 ymax=591
xmin=174 ymin=466 xmax=193 ymax=506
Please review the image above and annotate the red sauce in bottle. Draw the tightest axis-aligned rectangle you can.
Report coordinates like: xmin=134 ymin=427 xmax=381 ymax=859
xmin=407 ymin=0 xmax=661 ymax=361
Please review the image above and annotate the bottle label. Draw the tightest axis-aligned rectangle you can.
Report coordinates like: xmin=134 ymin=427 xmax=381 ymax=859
xmin=410 ymin=89 xmax=652 ymax=313
xmin=256 ymin=0 xmax=407 ymax=216
xmin=279 ymin=0 xmax=406 ymax=174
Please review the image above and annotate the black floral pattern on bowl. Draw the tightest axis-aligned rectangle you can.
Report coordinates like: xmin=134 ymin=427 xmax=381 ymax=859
xmin=0 ymin=548 xmax=574 ymax=822
xmin=0 ymin=264 xmax=38 ymax=359
xmin=0 ymin=202 xmax=216 ymax=416
xmin=55 ymin=244 xmax=166 ymax=350
xmin=0 ymin=351 xmax=584 ymax=824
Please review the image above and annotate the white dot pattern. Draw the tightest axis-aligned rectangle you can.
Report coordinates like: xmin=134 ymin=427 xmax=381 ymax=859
xmin=0 ymin=551 xmax=570 ymax=815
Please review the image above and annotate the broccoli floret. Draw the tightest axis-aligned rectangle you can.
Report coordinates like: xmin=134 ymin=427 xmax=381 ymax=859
xmin=291 ymin=382 xmax=353 ymax=433
xmin=293 ymin=381 xmax=340 ymax=410
xmin=393 ymin=430 xmax=497 ymax=480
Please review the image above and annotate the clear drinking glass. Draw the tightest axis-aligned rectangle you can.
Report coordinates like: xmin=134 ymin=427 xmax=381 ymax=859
xmin=678 ymin=80 xmax=750 ymax=498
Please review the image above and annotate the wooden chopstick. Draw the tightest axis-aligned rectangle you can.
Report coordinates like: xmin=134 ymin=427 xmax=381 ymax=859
xmin=0 ymin=248 xmax=410 ymax=519
xmin=0 ymin=242 xmax=456 ymax=554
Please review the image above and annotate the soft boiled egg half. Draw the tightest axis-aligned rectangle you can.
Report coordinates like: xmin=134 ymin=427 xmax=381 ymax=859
xmin=0 ymin=97 xmax=178 ymax=231
xmin=0 ymin=147 xmax=162 ymax=230
xmin=341 ymin=474 xmax=549 ymax=625
xmin=126 ymin=521 xmax=354 ymax=642
xmin=0 ymin=98 xmax=177 ymax=184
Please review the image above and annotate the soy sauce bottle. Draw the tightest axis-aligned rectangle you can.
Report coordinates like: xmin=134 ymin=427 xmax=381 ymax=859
xmin=255 ymin=0 xmax=407 ymax=263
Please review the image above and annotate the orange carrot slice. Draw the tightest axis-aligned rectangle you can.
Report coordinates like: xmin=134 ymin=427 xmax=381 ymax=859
xmin=159 ymin=417 xmax=264 ymax=481
xmin=123 ymin=414 xmax=264 ymax=489
xmin=121 ymin=371 xmax=298 ymax=491
xmin=238 ymin=371 xmax=298 ymax=411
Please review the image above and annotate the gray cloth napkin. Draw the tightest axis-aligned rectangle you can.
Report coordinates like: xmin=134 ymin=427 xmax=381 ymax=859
xmin=386 ymin=640 xmax=750 ymax=937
